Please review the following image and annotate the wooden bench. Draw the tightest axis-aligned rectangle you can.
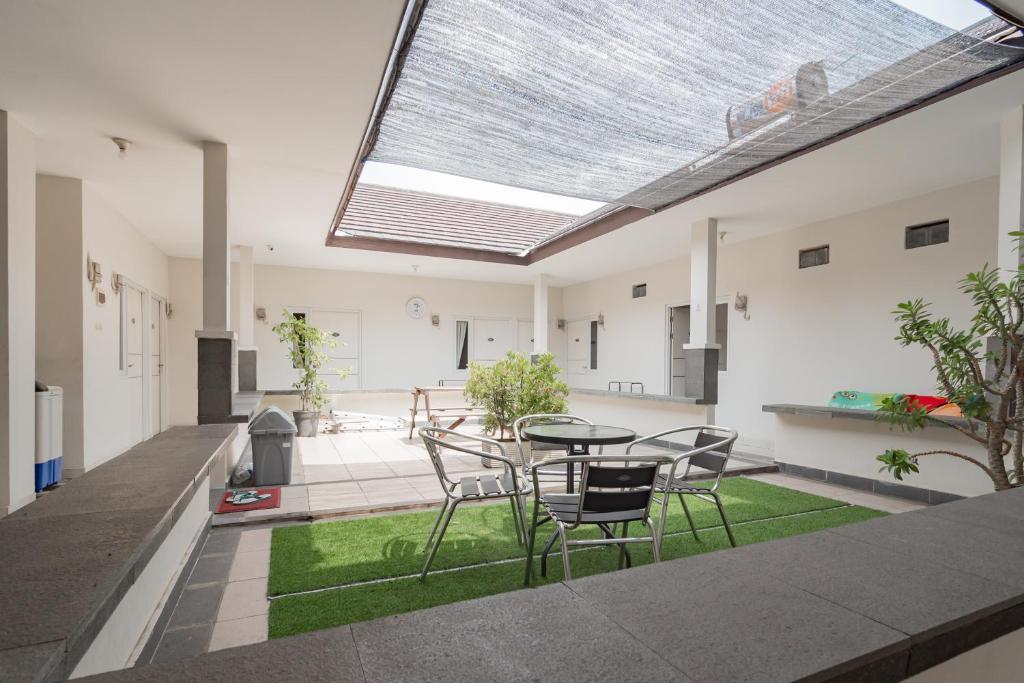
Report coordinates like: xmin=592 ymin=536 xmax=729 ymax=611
xmin=408 ymin=386 xmax=485 ymax=438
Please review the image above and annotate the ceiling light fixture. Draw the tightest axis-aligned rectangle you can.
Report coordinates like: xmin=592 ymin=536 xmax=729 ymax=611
xmin=111 ymin=137 xmax=132 ymax=159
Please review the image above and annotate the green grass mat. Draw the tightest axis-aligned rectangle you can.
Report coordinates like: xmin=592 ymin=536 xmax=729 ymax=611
xmin=268 ymin=504 xmax=885 ymax=638
xmin=268 ymin=477 xmax=848 ymax=596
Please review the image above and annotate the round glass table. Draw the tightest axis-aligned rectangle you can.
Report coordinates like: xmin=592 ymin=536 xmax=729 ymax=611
xmin=520 ymin=423 xmax=637 ymax=492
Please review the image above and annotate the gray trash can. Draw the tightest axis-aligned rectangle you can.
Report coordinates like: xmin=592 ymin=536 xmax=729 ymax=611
xmin=249 ymin=407 xmax=298 ymax=486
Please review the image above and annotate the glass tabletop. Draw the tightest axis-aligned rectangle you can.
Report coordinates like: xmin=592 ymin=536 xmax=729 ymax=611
xmin=521 ymin=423 xmax=637 ymax=446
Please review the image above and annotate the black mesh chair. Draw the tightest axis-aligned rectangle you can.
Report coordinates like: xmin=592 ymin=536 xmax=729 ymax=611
xmin=419 ymin=426 xmax=531 ymax=580
xmin=523 ymin=454 xmax=671 ymax=583
xmin=627 ymin=426 xmax=739 ymax=548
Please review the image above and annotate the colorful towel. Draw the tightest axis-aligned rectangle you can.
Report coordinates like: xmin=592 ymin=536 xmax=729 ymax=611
xmin=828 ymin=390 xmax=895 ymax=410
xmin=215 ymin=487 xmax=281 ymax=514
xmin=929 ymin=403 xmax=963 ymax=417
xmin=904 ymin=394 xmax=949 ymax=413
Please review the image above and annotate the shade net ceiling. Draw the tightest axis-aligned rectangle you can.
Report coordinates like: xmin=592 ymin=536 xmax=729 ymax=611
xmin=366 ymin=0 xmax=1024 ymax=213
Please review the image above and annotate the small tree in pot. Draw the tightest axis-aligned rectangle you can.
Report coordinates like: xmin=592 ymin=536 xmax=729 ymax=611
xmin=877 ymin=249 xmax=1024 ymax=492
xmin=273 ymin=311 xmax=349 ymax=437
xmin=464 ymin=351 xmax=570 ymax=452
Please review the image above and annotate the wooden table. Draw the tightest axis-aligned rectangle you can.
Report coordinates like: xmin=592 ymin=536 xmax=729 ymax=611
xmin=408 ymin=386 xmax=486 ymax=438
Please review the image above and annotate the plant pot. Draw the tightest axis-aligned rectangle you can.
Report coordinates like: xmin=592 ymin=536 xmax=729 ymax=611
xmin=293 ymin=410 xmax=319 ymax=438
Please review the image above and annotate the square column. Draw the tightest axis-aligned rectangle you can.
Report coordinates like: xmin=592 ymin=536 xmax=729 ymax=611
xmin=197 ymin=141 xmax=238 ymax=424
xmin=683 ymin=218 xmax=720 ymax=404
xmin=999 ymin=106 xmax=1024 ymax=277
xmin=532 ymin=274 xmax=550 ymax=360
xmin=236 ymin=245 xmax=257 ymax=391
xmin=0 ymin=111 xmax=36 ymax=514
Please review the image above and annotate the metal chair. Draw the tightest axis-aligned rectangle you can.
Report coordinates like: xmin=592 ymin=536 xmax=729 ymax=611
xmin=512 ymin=413 xmax=595 ymax=486
xmin=523 ymin=454 xmax=670 ymax=583
xmin=627 ymin=425 xmax=739 ymax=548
xmin=419 ymin=426 xmax=531 ymax=580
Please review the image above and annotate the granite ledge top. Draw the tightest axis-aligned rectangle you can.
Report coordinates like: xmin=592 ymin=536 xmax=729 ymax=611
xmin=81 ymin=487 xmax=1024 ymax=683
xmin=762 ymin=403 xmax=971 ymax=428
xmin=570 ymin=387 xmax=708 ymax=405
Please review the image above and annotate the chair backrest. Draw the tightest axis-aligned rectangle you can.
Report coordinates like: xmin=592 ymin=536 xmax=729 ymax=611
xmin=512 ymin=413 xmax=594 ymax=468
xmin=535 ymin=455 xmax=669 ymax=528
xmin=689 ymin=428 xmax=736 ymax=473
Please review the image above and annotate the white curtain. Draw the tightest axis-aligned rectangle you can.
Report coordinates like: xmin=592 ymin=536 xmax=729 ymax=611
xmin=456 ymin=320 xmax=469 ymax=369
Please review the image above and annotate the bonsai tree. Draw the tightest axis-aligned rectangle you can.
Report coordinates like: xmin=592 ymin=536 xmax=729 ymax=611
xmin=272 ymin=310 xmax=350 ymax=415
xmin=877 ymin=247 xmax=1024 ymax=492
xmin=464 ymin=351 xmax=569 ymax=439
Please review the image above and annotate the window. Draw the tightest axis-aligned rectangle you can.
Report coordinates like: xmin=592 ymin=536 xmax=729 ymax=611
xmin=632 ymin=283 xmax=647 ymax=298
xmin=799 ymin=245 xmax=829 ymax=269
xmin=905 ymin=220 xmax=949 ymax=249
xmin=590 ymin=320 xmax=598 ymax=370
xmin=455 ymin=320 xmax=469 ymax=369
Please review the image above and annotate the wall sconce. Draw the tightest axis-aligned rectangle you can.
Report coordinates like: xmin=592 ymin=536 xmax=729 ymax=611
xmin=556 ymin=319 xmax=566 ymax=330
xmin=86 ymin=256 xmax=103 ymax=290
xmin=597 ymin=313 xmax=605 ymax=328
xmin=255 ymin=307 xmax=267 ymax=322
xmin=110 ymin=272 xmax=124 ymax=294
xmin=735 ymin=293 xmax=750 ymax=320
xmin=165 ymin=302 xmax=174 ymax=319
xmin=430 ymin=314 xmax=440 ymax=327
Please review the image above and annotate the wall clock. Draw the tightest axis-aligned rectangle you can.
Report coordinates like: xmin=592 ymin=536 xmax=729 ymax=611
xmin=406 ymin=296 xmax=427 ymax=319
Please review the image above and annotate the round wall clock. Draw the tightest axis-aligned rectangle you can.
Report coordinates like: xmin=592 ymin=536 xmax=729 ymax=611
xmin=405 ymin=296 xmax=427 ymax=319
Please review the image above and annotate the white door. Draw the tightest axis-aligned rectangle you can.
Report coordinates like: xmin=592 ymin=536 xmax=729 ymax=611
xmin=123 ymin=285 xmax=145 ymax=445
xmin=472 ymin=318 xmax=513 ymax=362
xmin=517 ymin=320 xmax=534 ymax=354
xmin=307 ymin=309 xmax=360 ymax=390
xmin=566 ymin=320 xmax=590 ymax=376
xmin=149 ymin=297 xmax=164 ymax=434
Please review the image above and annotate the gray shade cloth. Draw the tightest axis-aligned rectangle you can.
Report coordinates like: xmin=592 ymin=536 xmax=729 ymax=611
xmin=367 ymin=0 xmax=1023 ymax=215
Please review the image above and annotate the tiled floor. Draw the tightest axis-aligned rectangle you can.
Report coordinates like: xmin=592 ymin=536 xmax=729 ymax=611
xmin=148 ymin=526 xmax=272 ymax=663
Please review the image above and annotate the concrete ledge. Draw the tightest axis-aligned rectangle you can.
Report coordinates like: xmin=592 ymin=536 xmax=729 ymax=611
xmin=776 ymin=461 xmax=963 ymax=506
xmin=0 ymin=424 xmax=237 ymax=681
xmin=572 ymin=387 xmax=709 ymax=405
xmin=81 ymin=486 xmax=1024 ymax=682
xmin=762 ymin=403 xmax=971 ymax=429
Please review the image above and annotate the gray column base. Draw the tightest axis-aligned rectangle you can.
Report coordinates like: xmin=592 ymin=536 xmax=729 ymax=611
xmin=238 ymin=349 xmax=258 ymax=391
xmin=684 ymin=347 xmax=719 ymax=404
xmin=198 ymin=337 xmax=236 ymax=424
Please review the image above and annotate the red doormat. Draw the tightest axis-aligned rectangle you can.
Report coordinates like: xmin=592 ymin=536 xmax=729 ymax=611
xmin=216 ymin=488 xmax=281 ymax=514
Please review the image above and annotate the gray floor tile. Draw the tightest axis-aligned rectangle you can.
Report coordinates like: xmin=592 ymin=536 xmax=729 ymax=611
xmin=189 ymin=553 xmax=234 ymax=585
xmin=165 ymin=583 xmax=225 ymax=631
xmin=151 ymin=623 xmax=214 ymax=664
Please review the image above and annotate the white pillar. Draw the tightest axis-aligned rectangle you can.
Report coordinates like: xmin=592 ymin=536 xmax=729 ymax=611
xmin=999 ymin=106 xmax=1024 ymax=278
xmin=237 ymin=245 xmax=254 ymax=347
xmin=685 ymin=218 xmax=719 ymax=350
xmin=533 ymin=274 xmax=550 ymax=356
xmin=0 ymin=110 xmax=36 ymax=514
xmin=202 ymin=141 xmax=230 ymax=331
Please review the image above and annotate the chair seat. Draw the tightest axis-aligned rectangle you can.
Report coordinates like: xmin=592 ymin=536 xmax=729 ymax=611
xmin=456 ymin=472 xmax=531 ymax=499
xmin=540 ymin=493 xmax=647 ymax=524
xmin=654 ymin=473 xmax=712 ymax=493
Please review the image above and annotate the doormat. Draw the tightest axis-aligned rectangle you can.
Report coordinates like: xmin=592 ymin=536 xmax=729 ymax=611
xmin=216 ymin=487 xmax=281 ymax=514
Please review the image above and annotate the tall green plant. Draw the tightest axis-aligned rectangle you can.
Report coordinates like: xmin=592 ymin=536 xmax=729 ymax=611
xmin=464 ymin=351 xmax=569 ymax=439
xmin=272 ymin=311 xmax=350 ymax=412
xmin=877 ymin=244 xmax=1024 ymax=491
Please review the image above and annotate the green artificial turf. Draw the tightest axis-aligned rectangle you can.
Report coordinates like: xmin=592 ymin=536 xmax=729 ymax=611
xmin=266 ymin=477 xmax=886 ymax=638
xmin=268 ymin=504 xmax=884 ymax=638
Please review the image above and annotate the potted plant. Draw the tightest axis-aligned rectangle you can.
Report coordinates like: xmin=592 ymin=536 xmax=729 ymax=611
xmin=877 ymin=237 xmax=1024 ymax=491
xmin=464 ymin=351 xmax=569 ymax=465
xmin=272 ymin=310 xmax=349 ymax=437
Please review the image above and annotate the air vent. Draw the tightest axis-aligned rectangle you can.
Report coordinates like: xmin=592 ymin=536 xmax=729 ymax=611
xmin=632 ymin=283 xmax=647 ymax=298
xmin=905 ymin=220 xmax=948 ymax=249
xmin=798 ymin=245 xmax=829 ymax=269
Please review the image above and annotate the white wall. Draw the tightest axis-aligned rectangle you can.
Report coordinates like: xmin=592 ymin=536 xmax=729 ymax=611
xmin=35 ymin=176 xmax=169 ymax=475
xmin=0 ymin=111 xmax=36 ymax=514
xmin=81 ymin=184 xmax=169 ymax=469
xmin=562 ymin=177 xmax=998 ymax=469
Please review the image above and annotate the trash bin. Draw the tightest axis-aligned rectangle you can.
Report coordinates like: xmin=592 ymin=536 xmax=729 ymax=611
xmin=248 ymin=406 xmax=297 ymax=486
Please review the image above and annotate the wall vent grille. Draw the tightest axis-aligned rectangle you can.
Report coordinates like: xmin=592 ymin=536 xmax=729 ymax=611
xmin=798 ymin=245 xmax=829 ymax=269
xmin=632 ymin=283 xmax=647 ymax=298
xmin=905 ymin=220 xmax=949 ymax=249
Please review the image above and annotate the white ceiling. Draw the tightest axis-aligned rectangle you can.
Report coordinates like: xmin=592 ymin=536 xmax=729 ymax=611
xmin=2 ymin=0 xmax=1023 ymax=288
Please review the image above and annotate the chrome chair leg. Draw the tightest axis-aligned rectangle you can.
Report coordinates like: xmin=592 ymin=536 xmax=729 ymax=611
xmin=713 ymin=492 xmax=737 ymax=547
xmin=679 ymin=493 xmax=700 ymax=541
xmin=524 ymin=497 xmax=541 ymax=585
xmin=424 ymin=499 xmax=449 ymax=551
xmin=646 ymin=517 xmax=661 ymax=562
xmin=556 ymin=523 xmax=572 ymax=580
xmin=540 ymin=528 xmax=559 ymax=577
xmin=420 ymin=499 xmax=458 ymax=580
xmin=617 ymin=521 xmax=630 ymax=570
xmin=508 ymin=495 xmax=524 ymax=545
